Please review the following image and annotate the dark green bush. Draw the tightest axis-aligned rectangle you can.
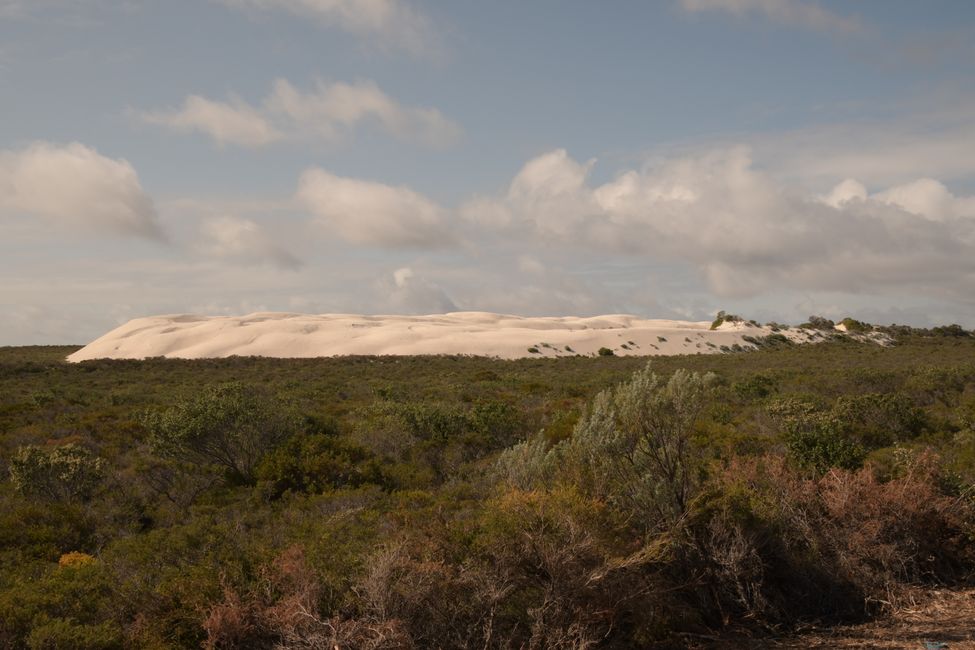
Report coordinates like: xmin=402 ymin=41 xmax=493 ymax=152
xmin=710 ymin=310 xmax=743 ymax=330
xmin=839 ymin=317 xmax=871 ymax=332
xmin=142 ymin=383 xmax=301 ymax=485
xmin=732 ymin=373 xmax=777 ymax=400
xmin=256 ymin=433 xmax=382 ymax=497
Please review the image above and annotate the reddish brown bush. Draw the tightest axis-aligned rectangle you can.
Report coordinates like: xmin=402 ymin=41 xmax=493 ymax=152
xmin=201 ymin=546 xmax=413 ymax=649
xmin=686 ymin=452 xmax=975 ymax=627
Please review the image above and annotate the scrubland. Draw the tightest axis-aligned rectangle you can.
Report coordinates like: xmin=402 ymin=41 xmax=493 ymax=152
xmin=1 ymin=331 xmax=974 ymax=648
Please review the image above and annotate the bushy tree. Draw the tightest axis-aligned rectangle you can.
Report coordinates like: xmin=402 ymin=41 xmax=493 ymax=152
xmin=9 ymin=444 xmax=105 ymax=503
xmin=142 ymin=383 xmax=301 ymax=485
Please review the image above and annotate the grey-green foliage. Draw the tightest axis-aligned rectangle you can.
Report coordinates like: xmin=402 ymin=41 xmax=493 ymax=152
xmin=498 ymin=363 xmax=716 ymax=529
xmin=496 ymin=433 xmax=553 ymax=490
xmin=141 ymin=382 xmax=301 ymax=484
xmin=9 ymin=444 xmax=105 ymax=502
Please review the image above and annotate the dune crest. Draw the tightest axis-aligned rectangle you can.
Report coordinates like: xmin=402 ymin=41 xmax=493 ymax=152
xmin=66 ymin=312 xmax=850 ymax=362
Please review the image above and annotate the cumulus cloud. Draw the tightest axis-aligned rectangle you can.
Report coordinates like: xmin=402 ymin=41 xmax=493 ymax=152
xmin=141 ymin=78 xmax=460 ymax=148
xmin=679 ymin=0 xmax=862 ymax=34
xmin=0 ymin=142 xmax=163 ymax=239
xmin=197 ymin=216 xmax=302 ymax=269
xmin=461 ymin=147 xmax=975 ymax=300
xmin=871 ymin=178 xmax=975 ymax=222
xmin=297 ymin=168 xmax=452 ymax=248
xmin=217 ymin=0 xmax=435 ymax=55
xmin=384 ymin=267 xmax=457 ymax=313
xmin=821 ymin=178 xmax=867 ymax=208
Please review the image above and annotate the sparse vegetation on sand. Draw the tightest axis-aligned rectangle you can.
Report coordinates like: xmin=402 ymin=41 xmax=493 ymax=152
xmin=710 ymin=309 xmax=743 ymax=330
xmin=1 ymin=329 xmax=974 ymax=648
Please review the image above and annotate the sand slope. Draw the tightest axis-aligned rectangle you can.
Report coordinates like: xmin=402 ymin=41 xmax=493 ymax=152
xmin=65 ymin=312 xmax=863 ymax=362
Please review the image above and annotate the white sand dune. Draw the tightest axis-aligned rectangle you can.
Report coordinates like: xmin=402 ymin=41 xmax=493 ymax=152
xmin=65 ymin=312 xmax=856 ymax=362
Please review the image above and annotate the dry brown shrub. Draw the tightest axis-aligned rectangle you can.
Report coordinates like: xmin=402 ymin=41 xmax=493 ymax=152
xmin=201 ymin=545 xmax=414 ymax=650
xmin=694 ymin=451 xmax=975 ymax=626
xmin=202 ymin=585 xmax=261 ymax=649
xmin=816 ymin=451 xmax=974 ymax=607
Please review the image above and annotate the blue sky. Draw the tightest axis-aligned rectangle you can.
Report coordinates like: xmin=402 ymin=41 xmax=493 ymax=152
xmin=2 ymin=0 xmax=975 ymax=344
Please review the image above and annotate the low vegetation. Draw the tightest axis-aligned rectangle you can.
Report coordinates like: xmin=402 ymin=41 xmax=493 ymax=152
xmin=1 ymin=329 xmax=974 ymax=648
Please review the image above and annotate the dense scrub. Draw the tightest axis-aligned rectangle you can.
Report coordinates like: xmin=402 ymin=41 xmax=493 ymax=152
xmin=1 ymin=335 xmax=974 ymax=648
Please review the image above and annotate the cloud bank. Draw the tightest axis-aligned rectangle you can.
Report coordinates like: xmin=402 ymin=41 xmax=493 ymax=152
xmin=459 ymin=147 xmax=975 ymax=300
xmin=0 ymin=142 xmax=163 ymax=239
xmin=141 ymin=79 xmax=460 ymax=148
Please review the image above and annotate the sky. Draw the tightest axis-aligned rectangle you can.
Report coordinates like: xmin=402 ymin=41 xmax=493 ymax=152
xmin=2 ymin=0 xmax=975 ymax=344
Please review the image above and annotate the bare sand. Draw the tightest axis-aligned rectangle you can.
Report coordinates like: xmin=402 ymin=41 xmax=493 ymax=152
xmin=65 ymin=312 xmax=849 ymax=362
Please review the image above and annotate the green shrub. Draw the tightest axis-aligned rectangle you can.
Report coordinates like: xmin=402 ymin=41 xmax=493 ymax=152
xmin=26 ymin=618 xmax=123 ymax=650
xmin=710 ymin=310 xmax=743 ymax=330
xmin=0 ymin=561 xmax=123 ymax=649
xmin=597 ymin=347 xmax=614 ymax=356
xmin=931 ymin=324 xmax=970 ymax=337
xmin=732 ymin=374 xmax=777 ymax=400
xmin=257 ymin=433 xmax=382 ymax=497
xmin=801 ymin=315 xmax=835 ymax=330
xmin=768 ymin=398 xmax=866 ymax=473
xmin=831 ymin=393 xmax=925 ymax=448
xmin=839 ymin=317 xmax=871 ymax=332
xmin=142 ymin=383 xmax=301 ymax=485
xmin=9 ymin=444 xmax=104 ymax=502
xmin=786 ymin=427 xmax=866 ymax=474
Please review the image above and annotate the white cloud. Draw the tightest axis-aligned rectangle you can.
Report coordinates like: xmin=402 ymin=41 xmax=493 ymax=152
xmin=197 ymin=216 xmax=302 ymax=269
xmin=141 ymin=95 xmax=281 ymax=148
xmin=266 ymin=79 xmax=460 ymax=146
xmin=679 ymin=0 xmax=862 ymax=34
xmin=462 ymin=147 xmax=975 ymax=300
xmin=0 ymin=142 xmax=163 ymax=239
xmin=297 ymin=168 xmax=452 ymax=248
xmin=141 ymin=79 xmax=460 ymax=148
xmin=821 ymin=178 xmax=867 ymax=208
xmin=384 ymin=266 xmax=457 ymax=313
xmin=218 ymin=0 xmax=435 ymax=55
xmin=871 ymin=178 xmax=975 ymax=222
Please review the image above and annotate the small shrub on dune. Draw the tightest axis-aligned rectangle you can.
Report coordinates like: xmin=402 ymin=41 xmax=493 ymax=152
xmin=710 ymin=310 xmax=744 ymax=330
xmin=840 ymin=317 xmax=872 ymax=333
xmin=800 ymin=315 xmax=836 ymax=330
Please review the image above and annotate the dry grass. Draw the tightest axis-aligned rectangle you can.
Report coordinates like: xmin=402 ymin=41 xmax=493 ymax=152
xmin=693 ymin=588 xmax=975 ymax=649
